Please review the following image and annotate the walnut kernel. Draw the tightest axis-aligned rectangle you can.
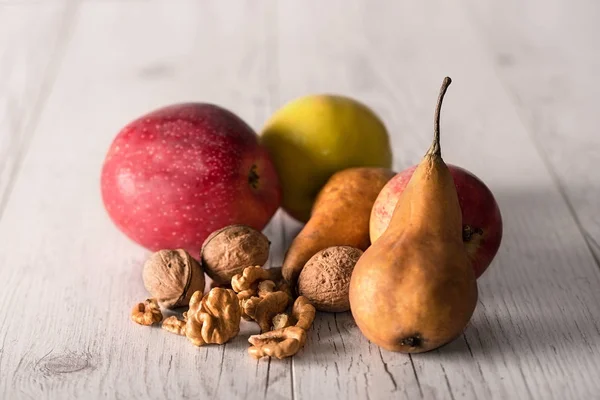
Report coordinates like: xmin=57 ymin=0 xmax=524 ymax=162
xmin=257 ymin=280 xmax=276 ymax=298
xmin=185 ymin=288 xmax=241 ymax=346
xmin=292 ymin=296 xmax=316 ymax=330
xmin=231 ymin=266 xmax=271 ymax=294
xmin=162 ymin=316 xmax=186 ymax=335
xmin=272 ymin=313 xmax=292 ymax=330
xmin=131 ymin=298 xmax=163 ymax=326
xmin=248 ymin=326 xmax=307 ymax=359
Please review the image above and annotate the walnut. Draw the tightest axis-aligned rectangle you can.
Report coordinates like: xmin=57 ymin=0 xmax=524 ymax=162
xmin=276 ymin=280 xmax=294 ymax=302
xmin=231 ymin=265 xmax=271 ymax=294
xmin=248 ymin=326 xmax=307 ymax=359
xmin=272 ymin=313 xmax=292 ymax=330
xmin=231 ymin=266 xmax=287 ymax=299
xmin=241 ymin=296 xmax=261 ymax=321
xmin=257 ymin=280 xmax=276 ymax=297
xmin=253 ymin=291 xmax=289 ymax=333
xmin=237 ymin=288 xmax=257 ymax=303
xmin=185 ymin=288 xmax=241 ymax=346
xmin=233 ymin=266 xmax=268 ymax=315
xmin=292 ymin=296 xmax=316 ymax=330
xmin=162 ymin=316 xmax=186 ymax=335
xmin=246 ymin=296 xmax=315 ymax=360
xmin=232 ymin=266 xmax=291 ymax=325
xmin=201 ymin=225 xmax=270 ymax=285
xmin=131 ymin=298 xmax=163 ymax=326
xmin=297 ymin=246 xmax=363 ymax=312
xmin=266 ymin=296 xmax=315 ymax=331
xmin=240 ymin=290 xmax=289 ymax=332
xmin=142 ymin=249 xmax=205 ymax=309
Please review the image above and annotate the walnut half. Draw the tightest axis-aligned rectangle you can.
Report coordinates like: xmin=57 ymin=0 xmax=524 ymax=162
xmin=185 ymin=288 xmax=241 ymax=346
xmin=231 ymin=266 xmax=271 ymax=294
xmin=232 ymin=266 xmax=292 ymax=330
xmin=162 ymin=316 xmax=186 ymax=335
xmin=247 ymin=296 xmax=316 ymax=360
xmin=248 ymin=326 xmax=307 ymax=359
xmin=131 ymin=298 xmax=163 ymax=326
xmin=242 ymin=291 xmax=289 ymax=333
xmin=292 ymin=296 xmax=316 ymax=331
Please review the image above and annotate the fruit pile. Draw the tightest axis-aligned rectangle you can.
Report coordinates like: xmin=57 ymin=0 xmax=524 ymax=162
xmin=103 ymin=77 xmax=503 ymax=355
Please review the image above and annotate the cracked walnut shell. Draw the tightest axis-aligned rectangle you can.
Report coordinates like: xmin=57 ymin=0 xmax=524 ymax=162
xmin=131 ymin=298 xmax=163 ymax=326
xmin=298 ymin=246 xmax=363 ymax=312
xmin=143 ymin=249 xmax=205 ymax=309
xmin=185 ymin=288 xmax=241 ymax=346
xmin=201 ymin=225 xmax=270 ymax=285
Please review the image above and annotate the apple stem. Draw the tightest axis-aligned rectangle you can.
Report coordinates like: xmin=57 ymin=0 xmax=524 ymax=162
xmin=462 ymin=225 xmax=484 ymax=242
xmin=428 ymin=76 xmax=452 ymax=157
xmin=248 ymin=165 xmax=260 ymax=189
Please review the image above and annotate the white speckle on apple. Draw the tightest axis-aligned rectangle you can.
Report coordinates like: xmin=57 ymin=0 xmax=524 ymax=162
xmin=100 ymin=103 xmax=281 ymax=259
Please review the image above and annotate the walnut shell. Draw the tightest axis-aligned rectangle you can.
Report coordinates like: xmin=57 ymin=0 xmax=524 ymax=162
xmin=297 ymin=246 xmax=363 ymax=312
xmin=142 ymin=249 xmax=205 ymax=309
xmin=201 ymin=225 xmax=270 ymax=284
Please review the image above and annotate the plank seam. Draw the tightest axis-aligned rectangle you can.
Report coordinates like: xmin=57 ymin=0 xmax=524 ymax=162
xmin=376 ymin=348 xmax=397 ymax=392
xmin=0 ymin=0 xmax=80 ymax=226
xmin=264 ymin=357 xmax=271 ymax=398
xmin=408 ymin=355 xmax=424 ymax=398
xmin=440 ymin=363 xmax=456 ymax=400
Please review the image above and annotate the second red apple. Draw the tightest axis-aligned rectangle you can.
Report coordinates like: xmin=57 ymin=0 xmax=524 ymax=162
xmin=370 ymin=164 xmax=503 ymax=278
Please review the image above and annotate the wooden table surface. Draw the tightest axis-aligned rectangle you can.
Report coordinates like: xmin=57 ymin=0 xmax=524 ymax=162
xmin=1 ymin=1 xmax=599 ymax=399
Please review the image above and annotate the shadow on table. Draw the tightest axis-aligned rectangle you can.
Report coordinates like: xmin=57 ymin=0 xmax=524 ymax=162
xmin=298 ymin=187 xmax=600 ymax=363
xmin=416 ymin=186 xmax=600 ymax=359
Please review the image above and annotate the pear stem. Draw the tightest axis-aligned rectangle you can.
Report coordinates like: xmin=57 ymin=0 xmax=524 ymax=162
xmin=428 ymin=76 xmax=452 ymax=157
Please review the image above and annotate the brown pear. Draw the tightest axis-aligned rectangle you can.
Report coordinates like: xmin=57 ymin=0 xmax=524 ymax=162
xmin=282 ymin=167 xmax=395 ymax=286
xmin=349 ymin=77 xmax=478 ymax=353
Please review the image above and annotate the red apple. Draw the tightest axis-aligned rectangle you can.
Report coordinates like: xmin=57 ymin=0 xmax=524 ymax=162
xmin=101 ymin=103 xmax=281 ymax=259
xmin=370 ymin=164 xmax=502 ymax=278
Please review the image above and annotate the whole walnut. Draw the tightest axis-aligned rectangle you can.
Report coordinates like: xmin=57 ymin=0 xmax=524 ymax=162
xmin=297 ymin=246 xmax=363 ymax=312
xmin=142 ymin=249 xmax=205 ymax=309
xmin=201 ymin=225 xmax=270 ymax=284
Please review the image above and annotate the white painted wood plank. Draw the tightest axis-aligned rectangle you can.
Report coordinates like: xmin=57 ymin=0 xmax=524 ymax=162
xmin=2 ymin=1 xmax=600 ymax=399
xmin=0 ymin=1 xmax=75 ymax=219
xmin=464 ymin=0 xmax=600 ymax=265
xmin=0 ymin=1 xmax=291 ymax=399
xmin=274 ymin=1 xmax=600 ymax=399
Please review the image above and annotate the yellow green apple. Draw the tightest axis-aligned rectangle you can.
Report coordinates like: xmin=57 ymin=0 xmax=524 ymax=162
xmin=260 ymin=94 xmax=393 ymax=222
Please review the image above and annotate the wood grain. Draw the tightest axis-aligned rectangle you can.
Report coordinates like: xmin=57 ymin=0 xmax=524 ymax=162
xmin=271 ymin=1 xmax=600 ymax=399
xmin=0 ymin=1 xmax=77 ymax=220
xmin=465 ymin=0 xmax=600 ymax=265
xmin=0 ymin=1 xmax=291 ymax=399
xmin=0 ymin=1 xmax=599 ymax=399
